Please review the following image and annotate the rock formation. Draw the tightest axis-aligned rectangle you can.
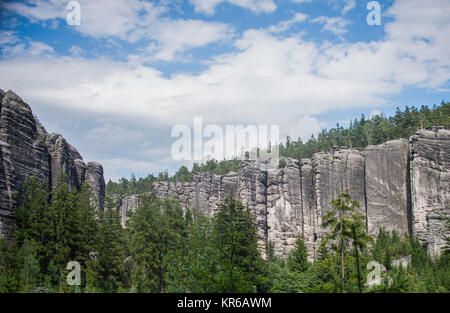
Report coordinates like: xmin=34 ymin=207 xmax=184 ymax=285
xmin=410 ymin=127 xmax=450 ymax=257
xmin=1 ymin=89 xmax=448 ymax=260
xmin=364 ymin=139 xmax=410 ymax=236
xmin=119 ymin=128 xmax=449 ymax=259
xmin=0 ymin=89 xmax=105 ymax=239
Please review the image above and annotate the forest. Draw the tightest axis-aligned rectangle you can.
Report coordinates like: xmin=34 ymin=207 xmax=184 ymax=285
xmin=106 ymin=101 xmax=450 ymax=195
xmin=0 ymin=175 xmax=448 ymax=293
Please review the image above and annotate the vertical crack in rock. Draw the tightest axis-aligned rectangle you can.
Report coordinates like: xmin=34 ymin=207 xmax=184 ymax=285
xmin=301 ymin=158 xmax=317 ymax=260
xmin=410 ymin=127 xmax=450 ymax=257
xmin=312 ymin=148 xmax=366 ymax=246
xmin=363 ymin=157 xmax=369 ymax=230
xmin=406 ymin=148 xmax=413 ymax=237
xmin=263 ymin=169 xmax=268 ymax=253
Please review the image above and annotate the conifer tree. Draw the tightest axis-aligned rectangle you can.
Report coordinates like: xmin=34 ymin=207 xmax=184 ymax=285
xmin=96 ymin=196 xmax=126 ymax=292
xmin=322 ymin=193 xmax=373 ymax=293
xmin=288 ymin=236 xmax=309 ymax=273
xmin=14 ymin=175 xmax=51 ymax=272
xmin=18 ymin=239 xmax=40 ymax=292
xmin=212 ymin=197 xmax=265 ymax=292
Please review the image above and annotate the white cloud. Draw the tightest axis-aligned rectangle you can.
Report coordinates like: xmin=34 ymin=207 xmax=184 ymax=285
xmin=28 ymin=41 xmax=54 ymax=55
xmin=331 ymin=0 xmax=356 ymax=15
xmin=149 ymin=19 xmax=234 ymax=61
xmin=288 ymin=116 xmax=325 ymax=142
xmin=189 ymin=0 xmax=276 ymax=15
xmin=268 ymin=13 xmax=308 ymax=33
xmin=1 ymin=0 xmax=449 ymax=179
xmin=291 ymin=0 xmax=313 ymax=3
xmin=4 ymin=0 xmax=233 ymax=60
xmin=188 ymin=0 xmax=223 ymax=15
xmin=0 ymin=30 xmax=396 ymax=128
xmin=97 ymin=158 xmax=175 ymax=181
xmin=86 ymin=123 xmax=144 ymax=145
xmin=3 ymin=0 xmax=160 ymax=41
xmin=341 ymin=0 xmax=356 ymax=14
xmin=1 ymin=0 xmax=448 ymax=128
xmin=1 ymin=38 xmax=54 ymax=57
xmin=311 ymin=16 xmax=350 ymax=35
xmin=370 ymin=110 xmax=382 ymax=118
xmin=68 ymin=45 xmax=84 ymax=56
xmin=3 ymin=0 xmax=66 ymax=21
xmin=0 ymin=30 xmax=20 ymax=45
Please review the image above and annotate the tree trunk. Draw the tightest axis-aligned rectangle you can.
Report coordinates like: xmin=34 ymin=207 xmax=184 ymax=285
xmin=340 ymin=209 xmax=344 ymax=293
xmin=353 ymin=228 xmax=362 ymax=293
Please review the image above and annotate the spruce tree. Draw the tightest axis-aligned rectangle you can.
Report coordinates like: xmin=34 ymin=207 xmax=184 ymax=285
xmin=322 ymin=193 xmax=373 ymax=293
xmin=212 ymin=197 xmax=265 ymax=292
xmin=47 ymin=172 xmax=76 ymax=291
xmin=97 ymin=196 xmax=126 ymax=292
xmin=18 ymin=239 xmax=40 ymax=292
xmin=288 ymin=236 xmax=309 ymax=273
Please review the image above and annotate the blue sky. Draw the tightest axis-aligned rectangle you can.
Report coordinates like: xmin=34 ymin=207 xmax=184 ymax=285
xmin=0 ymin=0 xmax=449 ymax=181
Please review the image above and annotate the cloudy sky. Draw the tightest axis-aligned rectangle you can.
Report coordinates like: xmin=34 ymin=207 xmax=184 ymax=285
xmin=0 ymin=0 xmax=449 ymax=181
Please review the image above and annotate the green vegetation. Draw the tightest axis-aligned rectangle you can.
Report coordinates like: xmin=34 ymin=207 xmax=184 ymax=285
xmin=1 ymin=180 xmax=448 ymax=293
xmin=106 ymin=101 xmax=449 ymax=194
xmin=281 ymin=101 xmax=449 ymax=159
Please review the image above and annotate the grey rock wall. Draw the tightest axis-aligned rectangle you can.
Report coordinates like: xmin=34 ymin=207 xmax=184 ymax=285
xmin=266 ymin=158 xmax=304 ymax=257
xmin=410 ymin=127 xmax=450 ymax=257
xmin=86 ymin=161 xmax=106 ymax=210
xmin=364 ymin=139 xmax=410 ymax=236
xmin=312 ymin=149 xmax=366 ymax=244
xmin=140 ymin=131 xmax=449 ymax=259
xmin=0 ymin=89 xmax=105 ymax=239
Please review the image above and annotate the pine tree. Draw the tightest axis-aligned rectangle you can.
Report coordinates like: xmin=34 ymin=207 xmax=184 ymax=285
xmin=14 ymin=175 xmax=51 ymax=274
xmin=72 ymin=183 xmax=99 ymax=288
xmin=96 ymin=196 xmax=126 ymax=292
xmin=212 ymin=197 xmax=265 ymax=292
xmin=128 ymin=194 xmax=186 ymax=292
xmin=46 ymin=172 xmax=77 ymax=291
xmin=322 ymin=193 xmax=373 ymax=293
xmin=18 ymin=239 xmax=40 ymax=292
xmin=288 ymin=236 xmax=309 ymax=273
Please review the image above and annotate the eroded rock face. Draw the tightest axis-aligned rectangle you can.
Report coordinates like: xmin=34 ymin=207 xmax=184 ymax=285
xmin=365 ymin=139 xmax=410 ymax=237
xmin=86 ymin=162 xmax=106 ymax=210
xmin=0 ymin=90 xmax=51 ymax=238
xmin=117 ymin=194 xmax=142 ymax=228
xmin=299 ymin=159 xmax=318 ymax=260
xmin=45 ymin=133 xmax=84 ymax=190
xmin=151 ymin=171 xmax=238 ymax=218
xmin=147 ymin=130 xmax=449 ymax=259
xmin=238 ymin=160 xmax=268 ymax=250
xmin=312 ymin=149 xmax=366 ymax=243
xmin=410 ymin=127 xmax=450 ymax=257
xmin=0 ymin=89 xmax=105 ymax=239
xmin=264 ymin=158 xmax=320 ymax=260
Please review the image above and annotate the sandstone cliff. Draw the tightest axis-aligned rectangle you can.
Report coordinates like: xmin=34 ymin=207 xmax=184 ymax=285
xmin=0 ymin=89 xmax=105 ymax=238
xmin=120 ymin=128 xmax=449 ymax=259
xmin=1 ymin=89 xmax=447 ymax=260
